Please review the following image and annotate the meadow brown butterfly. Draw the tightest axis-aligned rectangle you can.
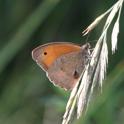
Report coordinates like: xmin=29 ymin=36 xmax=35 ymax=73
xmin=32 ymin=42 xmax=90 ymax=90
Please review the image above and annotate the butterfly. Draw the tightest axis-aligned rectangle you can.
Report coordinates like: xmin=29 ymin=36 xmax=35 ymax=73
xmin=32 ymin=42 xmax=90 ymax=90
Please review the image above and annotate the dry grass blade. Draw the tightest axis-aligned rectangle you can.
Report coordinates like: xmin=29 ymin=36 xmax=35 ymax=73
xmin=62 ymin=83 xmax=78 ymax=124
xmin=62 ymin=68 xmax=87 ymax=124
xmin=77 ymin=39 xmax=103 ymax=118
xmin=82 ymin=0 xmax=120 ymax=36
xmin=82 ymin=14 xmax=106 ymax=36
xmin=98 ymin=35 xmax=108 ymax=88
xmin=111 ymin=0 xmax=123 ymax=53
xmin=62 ymin=0 xmax=123 ymax=124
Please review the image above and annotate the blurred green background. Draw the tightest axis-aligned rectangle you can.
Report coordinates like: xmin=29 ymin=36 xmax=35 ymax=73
xmin=0 ymin=0 xmax=124 ymax=124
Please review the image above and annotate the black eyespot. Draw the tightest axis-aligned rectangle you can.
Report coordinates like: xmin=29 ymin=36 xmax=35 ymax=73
xmin=44 ymin=52 xmax=47 ymax=55
xmin=73 ymin=70 xmax=79 ymax=79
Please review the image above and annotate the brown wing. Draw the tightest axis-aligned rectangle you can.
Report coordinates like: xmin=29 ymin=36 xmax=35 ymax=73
xmin=47 ymin=48 xmax=89 ymax=90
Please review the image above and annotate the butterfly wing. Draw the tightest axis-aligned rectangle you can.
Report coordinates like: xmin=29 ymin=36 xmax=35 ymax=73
xmin=32 ymin=42 xmax=81 ymax=71
xmin=47 ymin=47 xmax=89 ymax=90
